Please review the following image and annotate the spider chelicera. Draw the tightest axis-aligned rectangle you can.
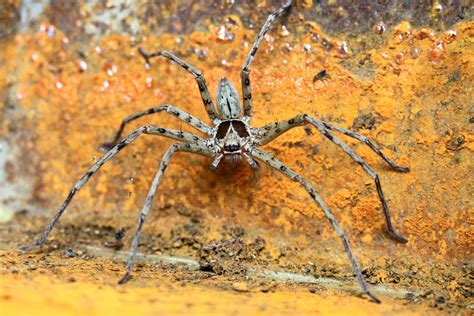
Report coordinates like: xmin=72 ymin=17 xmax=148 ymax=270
xmin=21 ymin=0 xmax=410 ymax=303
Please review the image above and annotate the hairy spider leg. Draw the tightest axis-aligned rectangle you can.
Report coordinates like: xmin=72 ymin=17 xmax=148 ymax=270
xmin=256 ymin=115 xmax=410 ymax=173
xmin=241 ymin=0 xmax=292 ymax=119
xmin=119 ymin=143 xmax=212 ymax=284
xmin=255 ymin=114 xmax=409 ymax=243
xmin=102 ymin=104 xmax=211 ymax=150
xmin=243 ymin=152 xmax=260 ymax=169
xmin=138 ymin=48 xmax=219 ymax=123
xmin=251 ymin=148 xmax=381 ymax=304
xmin=20 ymin=126 xmax=208 ymax=252
xmin=321 ymin=122 xmax=410 ymax=173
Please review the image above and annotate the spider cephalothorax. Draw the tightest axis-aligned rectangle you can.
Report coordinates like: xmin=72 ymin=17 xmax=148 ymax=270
xmin=212 ymin=119 xmax=254 ymax=169
xmin=21 ymin=0 xmax=410 ymax=304
xmin=210 ymin=77 xmax=258 ymax=170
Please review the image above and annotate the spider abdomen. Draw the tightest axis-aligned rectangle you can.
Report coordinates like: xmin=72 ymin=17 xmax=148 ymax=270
xmin=216 ymin=77 xmax=242 ymax=119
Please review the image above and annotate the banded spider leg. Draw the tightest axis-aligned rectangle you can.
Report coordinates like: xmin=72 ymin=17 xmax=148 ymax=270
xmin=255 ymin=114 xmax=409 ymax=242
xmin=20 ymin=126 xmax=211 ymax=257
xmin=118 ymin=142 xmax=211 ymax=284
xmin=101 ymin=104 xmax=211 ymax=150
xmin=138 ymin=48 xmax=219 ymax=124
xmin=251 ymin=148 xmax=381 ymax=304
xmin=241 ymin=0 xmax=292 ymax=120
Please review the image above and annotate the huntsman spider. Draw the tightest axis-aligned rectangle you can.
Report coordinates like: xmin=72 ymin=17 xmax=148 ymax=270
xmin=21 ymin=0 xmax=410 ymax=303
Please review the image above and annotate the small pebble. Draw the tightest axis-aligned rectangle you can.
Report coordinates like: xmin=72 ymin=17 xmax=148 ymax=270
xmin=63 ymin=248 xmax=75 ymax=257
xmin=232 ymin=281 xmax=249 ymax=292
xmin=27 ymin=264 xmax=37 ymax=271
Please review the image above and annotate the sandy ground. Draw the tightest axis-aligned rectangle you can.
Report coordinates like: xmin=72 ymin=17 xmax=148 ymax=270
xmin=0 ymin=1 xmax=473 ymax=315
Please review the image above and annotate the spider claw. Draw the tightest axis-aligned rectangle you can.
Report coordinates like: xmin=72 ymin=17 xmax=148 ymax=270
xmin=367 ymin=291 xmax=381 ymax=304
xmin=389 ymin=231 xmax=408 ymax=243
xmin=137 ymin=47 xmax=151 ymax=69
xmin=394 ymin=165 xmax=410 ymax=173
xmin=137 ymin=47 xmax=148 ymax=58
xmin=250 ymin=160 xmax=260 ymax=170
xmin=118 ymin=272 xmax=131 ymax=285
xmin=19 ymin=242 xmax=42 ymax=253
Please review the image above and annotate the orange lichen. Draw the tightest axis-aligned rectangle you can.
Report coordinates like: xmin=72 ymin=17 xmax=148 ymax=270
xmin=1 ymin=7 xmax=473 ymax=315
xmin=3 ymin=17 xmax=472 ymax=246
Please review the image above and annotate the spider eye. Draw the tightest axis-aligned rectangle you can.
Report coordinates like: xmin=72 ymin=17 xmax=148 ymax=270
xmin=224 ymin=144 xmax=240 ymax=152
xmin=216 ymin=78 xmax=242 ymax=119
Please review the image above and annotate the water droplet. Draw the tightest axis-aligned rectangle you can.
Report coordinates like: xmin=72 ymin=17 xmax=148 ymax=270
xmin=415 ymin=28 xmax=435 ymax=40
xmin=56 ymin=81 xmax=63 ymax=89
xmin=31 ymin=53 xmax=38 ymax=61
xmin=380 ymin=52 xmax=389 ymax=59
xmin=280 ymin=25 xmax=290 ymax=37
xmin=433 ymin=2 xmax=443 ymax=14
xmin=393 ymin=22 xmax=412 ymax=44
xmin=394 ymin=52 xmax=404 ymax=65
xmin=409 ymin=47 xmax=420 ymax=59
xmin=303 ymin=43 xmax=311 ymax=53
xmin=321 ymin=37 xmax=333 ymax=50
xmin=387 ymin=62 xmax=401 ymax=75
xmin=100 ymin=80 xmax=110 ymax=91
xmin=194 ymin=48 xmax=208 ymax=60
xmin=95 ymin=46 xmax=102 ymax=54
xmin=373 ymin=22 xmax=386 ymax=35
xmin=146 ymin=77 xmax=153 ymax=88
xmin=283 ymin=42 xmax=293 ymax=52
xmin=216 ymin=25 xmax=235 ymax=42
xmin=47 ymin=25 xmax=55 ymax=37
xmin=429 ymin=42 xmax=445 ymax=63
xmin=79 ymin=60 xmax=88 ymax=71
xmin=442 ymin=30 xmax=456 ymax=44
xmin=337 ymin=41 xmax=349 ymax=57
